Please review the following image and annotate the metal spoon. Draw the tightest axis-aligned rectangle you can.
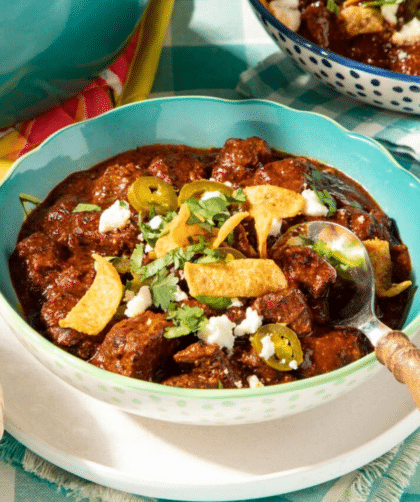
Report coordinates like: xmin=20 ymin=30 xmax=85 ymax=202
xmin=290 ymin=220 xmax=420 ymax=409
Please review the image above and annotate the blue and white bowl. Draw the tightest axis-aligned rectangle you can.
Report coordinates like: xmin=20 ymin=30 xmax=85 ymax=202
xmin=248 ymin=0 xmax=420 ymax=115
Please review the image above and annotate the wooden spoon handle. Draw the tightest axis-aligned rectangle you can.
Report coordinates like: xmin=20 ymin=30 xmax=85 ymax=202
xmin=375 ymin=331 xmax=420 ymax=409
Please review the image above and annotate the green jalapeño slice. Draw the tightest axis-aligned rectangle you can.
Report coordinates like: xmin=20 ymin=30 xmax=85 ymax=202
xmin=178 ymin=180 xmax=234 ymax=204
xmin=250 ymin=324 xmax=303 ymax=371
xmin=128 ymin=176 xmax=177 ymax=215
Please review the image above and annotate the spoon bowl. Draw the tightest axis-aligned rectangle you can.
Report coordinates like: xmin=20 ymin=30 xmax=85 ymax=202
xmin=294 ymin=221 xmax=420 ymax=408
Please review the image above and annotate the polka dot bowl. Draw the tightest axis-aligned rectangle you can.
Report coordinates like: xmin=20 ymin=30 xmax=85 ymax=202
xmin=248 ymin=0 xmax=420 ymax=115
xmin=1 ymin=96 xmax=420 ymax=426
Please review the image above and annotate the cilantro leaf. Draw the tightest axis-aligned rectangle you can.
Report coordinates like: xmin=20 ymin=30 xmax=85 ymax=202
xmin=164 ymin=305 xmax=208 ymax=339
xmin=72 ymin=203 xmax=102 ymax=213
xmin=139 ymin=237 xmax=212 ymax=280
xmin=150 ymin=270 xmax=178 ymax=310
xmin=326 ymin=0 xmax=340 ymax=14
xmin=314 ymin=189 xmax=337 ymax=216
xmin=305 ymin=168 xmax=337 ymax=216
xmin=194 ymin=296 xmax=232 ymax=309
xmin=138 ymin=211 xmax=176 ymax=248
xmin=130 ymin=244 xmax=144 ymax=276
xmin=185 ymin=190 xmax=246 ymax=232
xmin=19 ymin=193 xmax=41 ymax=217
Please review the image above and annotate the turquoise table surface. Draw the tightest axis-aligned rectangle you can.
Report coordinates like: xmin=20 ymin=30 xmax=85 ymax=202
xmin=3 ymin=1 xmax=420 ymax=501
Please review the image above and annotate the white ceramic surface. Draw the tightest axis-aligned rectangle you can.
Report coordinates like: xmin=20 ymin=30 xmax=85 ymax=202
xmin=1 ymin=309 xmax=420 ymax=501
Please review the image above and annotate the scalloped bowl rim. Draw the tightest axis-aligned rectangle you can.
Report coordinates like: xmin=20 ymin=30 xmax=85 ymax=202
xmin=1 ymin=95 xmax=420 ymax=401
xmin=248 ymin=0 xmax=420 ymax=84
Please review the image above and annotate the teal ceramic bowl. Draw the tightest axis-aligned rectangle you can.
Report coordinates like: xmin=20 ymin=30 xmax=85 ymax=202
xmin=1 ymin=97 xmax=419 ymax=425
xmin=0 ymin=0 xmax=148 ymax=128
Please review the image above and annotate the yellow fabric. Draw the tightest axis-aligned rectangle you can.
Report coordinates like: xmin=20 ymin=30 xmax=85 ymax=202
xmin=116 ymin=0 xmax=175 ymax=106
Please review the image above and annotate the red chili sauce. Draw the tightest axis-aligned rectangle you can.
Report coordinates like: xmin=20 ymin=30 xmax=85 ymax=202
xmin=9 ymin=137 xmax=412 ymax=389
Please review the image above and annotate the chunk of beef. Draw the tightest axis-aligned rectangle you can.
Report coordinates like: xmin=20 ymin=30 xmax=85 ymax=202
xmin=251 ymin=289 xmax=313 ymax=336
xmin=27 ymin=195 xmax=140 ymax=256
xmin=231 ymin=220 xmax=258 ymax=258
xmin=274 ymin=245 xmax=337 ymax=298
xmin=147 ymin=152 xmax=208 ymax=190
xmin=90 ymin=312 xmax=178 ymax=381
xmin=91 ymin=162 xmax=138 ymax=205
xmin=10 ymin=231 xmax=65 ymax=292
xmin=298 ymin=327 xmax=372 ymax=378
xmin=211 ymin=137 xmax=271 ymax=186
xmin=241 ymin=157 xmax=309 ymax=192
xmin=332 ymin=206 xmax=392 ymax=242
xmin=163 ymin=342 xmax=245 ymax=389
xmin=390 ymin=244 xmax=412 ymax=282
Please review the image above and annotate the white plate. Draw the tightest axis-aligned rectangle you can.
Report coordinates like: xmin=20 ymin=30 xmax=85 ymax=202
xmin=1 ymin=310 xmax=420 ymax=501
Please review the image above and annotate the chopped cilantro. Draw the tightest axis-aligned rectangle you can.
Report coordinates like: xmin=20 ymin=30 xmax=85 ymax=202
xmin=314 ymin=189 xmax=337 ymax=216
xmin=364 ymin=0 xmax=398 ymax=6
xmin=348 ymin=200 xmax=364 ymax=210
xmin=150 ymin=270 xmax=178 ymax=310
xmin=72 ymin=203 xmax=102 ymax=213
xmin=19 ymin=193 xmax=41 ymax=216
xmin=139 ymin=237 xmax=213 ymax=280
xmin=305 ymin=169 xmax=337 ymax=216
xmin=185 ymin=189 xmax=247 ymax=232
xmin=311 ymin=239 xmax=364 ymax=271
xmin=326 ymin=0 xmax=340 ymax=14
xmin=138 ymin=210 xmax=176 ymax=248
xmin=195 ymin=295 xmax=232 ymax=309
xmin=130 ymin=243 xmax=144 ymax=276
xmin=195 ymin=247 xmax=225 ymax=264
xmin=164 ymin=305 xmax=208 ymax=339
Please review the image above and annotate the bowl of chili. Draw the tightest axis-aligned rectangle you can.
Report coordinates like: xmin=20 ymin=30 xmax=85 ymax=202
xmin=248 ymin=0 xmax=420 ymax=114
xmin=1 ymin=96 xmax=419 ymax=425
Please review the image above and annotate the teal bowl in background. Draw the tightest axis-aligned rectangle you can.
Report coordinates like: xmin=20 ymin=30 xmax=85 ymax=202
xmin=1 ymin=96 xmax=419 ymax=425
xmin=0 ymin=0 xmax=148 ymax=128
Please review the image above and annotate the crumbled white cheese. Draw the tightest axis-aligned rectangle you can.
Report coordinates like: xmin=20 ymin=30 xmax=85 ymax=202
xmin=99 ymin=200 xmax=131 ymax=233
xmin=174 ymin=286 xmax=188 ymax=302
xmin=247 ymin=375 xmax=264 ymax=388
xmin=124 ymin=286 xmax=152 ymax=317
xmin=201 ymin=190 xmax=222 ymax=201
xmin=398 ymin=50 xmax=409 ymax=61
xmin=259 ymin=334 xmax=276 ymax=360
xmin=144 ymin=243 xmax=154 ymax=253
xmin=148 ymin=215 xmax=164 ymax=229
xmin=224 ymin=181 xmax=233 ymax=187
xmin=289 ymin=359 xmax=298 ymax=370
xmin=269 ymin=218 xmax=282 ymax=237
xmin=230 ymin=297 xmax=244 ymax=308
xmin=356 ymin=215 xmax=366 ymax=223
xmin=234 ymin=380 xmax=243 ymax=388
xmin=234 ymin=307 xmax=263 ymax=337
xmin=392 ymin=17 xmax=420 ymax=45
xmin=197 ymin=315 xmax=236 ymax=350
xmin=269 ymin=0 xmax=301 ymax=32
xmin=381 ymin=2 xmax=399 ymax=26
xmin=301 ymin=189 xmax=329 ymax=217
